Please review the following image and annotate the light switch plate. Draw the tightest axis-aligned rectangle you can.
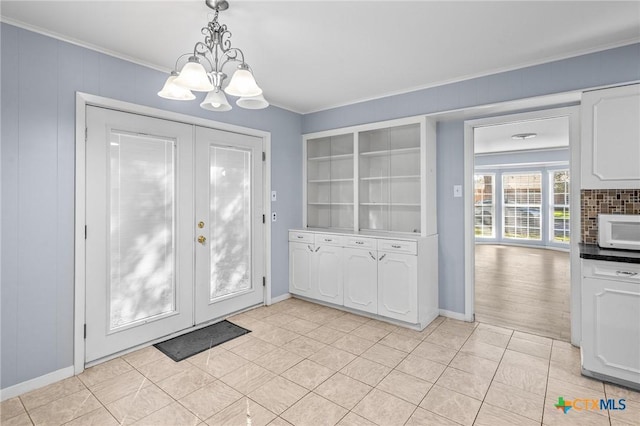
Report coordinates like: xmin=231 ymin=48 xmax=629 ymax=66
xmin=271 ymin=191 xmax=277 ymax=201
xmin=453 ymin=185 xmax=462 ymax=197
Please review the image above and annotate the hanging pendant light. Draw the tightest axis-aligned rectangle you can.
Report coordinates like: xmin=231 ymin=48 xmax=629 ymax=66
xmin=224 ymin=64 xmax=262 ymax=97
xmin=173 ymin=57 xmax=214 ymax=92
xmin=201 ymin=89 xmax=232 ymax=111
xmin=158 ymin=71 xmax=196 ymax=100
xmin=236 ymin=93 xmax=269 ymax=110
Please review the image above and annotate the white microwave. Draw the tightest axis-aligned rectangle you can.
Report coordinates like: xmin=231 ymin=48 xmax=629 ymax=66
xmin=598 ymin=214 xmax=640 ymax=251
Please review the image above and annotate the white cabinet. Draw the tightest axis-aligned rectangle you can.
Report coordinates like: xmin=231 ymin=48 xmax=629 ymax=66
xmin=581 ymin=84 xmax=640 ymax=189
xmin=581 ymin=260 xmax=640 ymax=388
xmin=289 ymin=230 xmax=438 ymax=329
xmin=343 ymin=247 xmax=378 ymax=314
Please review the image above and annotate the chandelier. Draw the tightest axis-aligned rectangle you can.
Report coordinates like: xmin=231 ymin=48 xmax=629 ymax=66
xmin=158 ymin=0 xmax=268 ymax=111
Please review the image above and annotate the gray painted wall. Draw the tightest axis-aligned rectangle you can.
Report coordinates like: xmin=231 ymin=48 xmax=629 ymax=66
xmin=302 ymin=43 xmax=640 ymax=314
xmin=0 ymin=24 xmax=302 ymax=389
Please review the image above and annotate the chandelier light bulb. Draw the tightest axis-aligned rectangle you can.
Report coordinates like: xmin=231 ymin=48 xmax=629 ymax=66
xmin=200 ymin=89 xmax=232 ymax=111
xmin=224 ymin=64 xmax=262 ymax=97
xmin=174 ymin=57 xmax=214 ymax=92
xmin=157 ymin=73 xmax=196 ymax=100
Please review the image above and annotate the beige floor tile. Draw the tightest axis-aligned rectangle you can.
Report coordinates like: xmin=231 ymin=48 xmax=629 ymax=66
xmin=255 ymin=327 xmax=301 ymax=346
xmin=136 ymin=356 xmax=190 ymax=383
xmin=281 ymin=359 xmax=334 ymax=390
xmin=20 ymin=377 xmax=86 ymax=411
xmin=459 ymin=338 xmax=505 ymax=362
xmin=513 ymin=330 xmax=552 ymax=346
xmin=424 ymin=329 xmax=468 ymax=351
xmin=281 ymin=393 xmax=347 ymax=426
xmin=475 ymin=403 xmax=539 ymax=426
xmin=302 ymin=308 xmax=345 ymax=325
xmin=508 ymin=337 xmax=552 ymax=359
xmin=477 ymin=323 xmax=514 ymax=336
xmin=268 ymin=417 xmax=294 ymax=426
xmin=105 ymin=384 xmax=173 ymax=425
xmin=364 ymin=319 xmax=399 ymax=333
xmin=405 ymin=407 xmax=459 ymax=426
xmin=308 ymin=346 xmax=356 ymax=371
xmin=282 ymin=336 xmax=327 ymax=358
xmin=436 ymin=319 xmax=477 ymax=337
xmin=501 ymin=349 xmax=549 ymax=376
xmin=350 ymin=324 xmax=390 ymax=342
xmin=493 ymin=363 xmax=548 ymax=396
xmin=549 ymin=361 xmax=605 ymax=392
xmin=305 ymin=326 xmax=346 ymax=345
xmin=325 ymin=316 xmax=363 ymax=333
xmin=376 ymin=369 xmax=432 ymax=405
xmin=188 ymin=349 xmax=248 ymax=378
xmin=335 ymin=412 xmax=376 ymax=426
xmin=378 ymin=333 xmax=421 ymax=353
xmin=264 ymin=313 xmax=299 ymax=327
xmin=550 ymin=344 xmax=581 ymax=368
xmin=2 ymin=412 xmax=33 ymax=426
xmin=542 ymin=397 xmax=610 ymax=425
xmin=448 ymin=352 xmax=499 ymax=379
xmin=419 ymin=385 xmax=481 ymax=426
xmin=229 ymin=338 xmax=278 ymax=361
xmin=609 ymin=400 xmax=640 ymax=426
xmin=392 ymin=325 xmax=434 ymax=340
xmin=340 ymin=357 xmax=391 ymax=387
xmin=65 ymin=407 xmax=119 ymax=426
xmin=315 ymin=373 xmax=372 ymax=410
xmin=133 ymin=402 xmax=200 ymax=426
xmin=280 ymin=318 xmax=320 ymax=335
xmin=220 ymin=363 xmax=275 ymax=394
xmin=178 ymin=381 xmax=242 ymax=420
xmin=218 ymin=333 xmax=255 ymax=350
xmin=360 ymin=343 xmax=407 ymax=368
xmin=1 ymin=397 xmax=26 ymax=421
xmin=484 ymin=380 xmax=544 ymax=422
xmin=29 ymin=389 xmax=102 ymax=426
xmin=248 ymin=376 xmax=308 ymax=415
xmin=605 ymin=383 xmax=640 ymax=403
xmin=91 ymin=369 xmax=152 ymax=405
xmin=122 ymin=346 xmax=166 ymax=368
xmin=205 ymin=397 xmax=276 ymax=426
xmin=331 ymin=335 xmax=374 ymax=356
xmin=77 ymin=358 xmax=133 ymax=388
xmin=468 ymin=328 xmax=511 ymax=348
xmin=243 ymin=305 xmax=277 ymax=320
xmin=253 ymin=347 xmax=304 ymax=375
xmin=411 ymin=341 xmax=457 ymax=365
xmin=435 ymin=367 xmax=491 ymax=400
xmin=395 ymin=354 xmax=446 ymax=383
xmin=352 ymin=388 xmax=415 ymax=426
xmin=156 ymin=365 xmax=215 ymax=400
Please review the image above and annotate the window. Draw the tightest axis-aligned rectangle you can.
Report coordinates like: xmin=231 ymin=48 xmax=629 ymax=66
xmin=503 ymin=173 xmax=541 ymax=240
xmin=551 ymin=170 xmax=570 ymax=243
xmin=474 ymin=174 xmax=495 ymax=238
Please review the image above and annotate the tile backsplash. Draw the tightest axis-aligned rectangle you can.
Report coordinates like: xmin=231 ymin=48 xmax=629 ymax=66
xmin=581 ymin=189 xmax=640 ymax=244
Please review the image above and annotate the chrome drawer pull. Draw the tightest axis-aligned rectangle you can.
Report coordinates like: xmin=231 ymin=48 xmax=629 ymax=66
xmin=379 ymin=254 xmax=387 ymax=261
xmin=391 ymin=244 xmax=401 ymax=249
xmin=315 ymin=247 xmax=320 ymax=252
xmin=297 ymin=235 xmax=304 ymax=239
xmin=324 ymin=239 xmax=332 ymax=242
xmin=616 ymin=271 xmax=638 ymax=277
xmin=355 ymin=241 xmax=364 ymax=245
xmin=369 ymin=252 xmax=376 ymax=260
xmin=307 ymin=245 xmax=313 ymax=252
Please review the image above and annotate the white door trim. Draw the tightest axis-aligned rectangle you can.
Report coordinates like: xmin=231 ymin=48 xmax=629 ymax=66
xmin=462 ymin=106 xmax=581 ymax=345
xmin=74 ymin=92 xmax=272 ymax=374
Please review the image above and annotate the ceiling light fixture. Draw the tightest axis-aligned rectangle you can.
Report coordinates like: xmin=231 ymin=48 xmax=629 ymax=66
xmin=158 ymin=0 xmax=268 ymax=111
xmin=511 ymin=133 xmax=537 ymax=140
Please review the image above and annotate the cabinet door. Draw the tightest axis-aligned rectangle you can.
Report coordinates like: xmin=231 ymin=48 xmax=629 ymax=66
xmin=581 ymin=84 xmax=640 ymax=189
xmin=315 ymin=245 xmax=344 ymax=305
xmin=378 ymin=252 xmax=418 ymax=323
xmin=289 ymin=242 xmax=314 ymax=297
xmin=582 ymin=276 xmax=640 ymax=384
xmin=343 ymin=248 xmax=378 ymax=314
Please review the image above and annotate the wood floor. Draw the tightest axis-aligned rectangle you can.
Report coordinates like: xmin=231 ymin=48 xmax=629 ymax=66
xmin=474 ymin=244 xmax=571 ymax=341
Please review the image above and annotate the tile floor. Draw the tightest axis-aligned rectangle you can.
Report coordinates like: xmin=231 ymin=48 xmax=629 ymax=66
xmin=2 ymin=297 xmax=639 ymax=426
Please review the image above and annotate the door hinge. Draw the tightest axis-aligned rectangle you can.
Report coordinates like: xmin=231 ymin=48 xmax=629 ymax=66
xmin=83 ymin=324 xmax=87 ymax=339
xmin=84 ymin=225 xmax=87 ymax=239
xmin=262 ymin=214 xmax=265 ymax=224
xmin=262 ymin=152 xmax=266 ymax=162
xmin=263 ymin=276 xmax=266 ymax=287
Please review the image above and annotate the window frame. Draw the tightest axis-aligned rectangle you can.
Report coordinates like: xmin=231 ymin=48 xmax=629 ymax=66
xmin=501 ymin=171 xmax=543 ymax=241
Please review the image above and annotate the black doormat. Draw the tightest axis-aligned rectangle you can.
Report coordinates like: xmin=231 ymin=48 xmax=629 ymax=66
xmin=154 ymin=320 xmax=251 ymax=362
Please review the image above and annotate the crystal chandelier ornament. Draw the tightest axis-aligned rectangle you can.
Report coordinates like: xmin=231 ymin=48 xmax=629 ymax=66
xmin=158 ymin=0 xmax=268 ymax=111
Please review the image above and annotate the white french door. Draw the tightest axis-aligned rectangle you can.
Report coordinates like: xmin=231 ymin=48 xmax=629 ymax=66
xmin=194 ymin=127 xmax=264 ymax=324
xmin=84 ymin=106 xmax=264 ymax=363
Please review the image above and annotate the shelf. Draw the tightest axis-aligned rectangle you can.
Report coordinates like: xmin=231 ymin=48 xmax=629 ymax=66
xmin=308 ymin=178 xmax=354 ymax=183
xmin=360 ymin=175 xmax=420 ymax=181
xmin=360 ymin=203 xmax=420 ymax=207
xmin=308 ymin=202 xmax=354 ymax=206
xmin=359 ymin=147 xmax=420 ymax=157
xmin=308 ymin=154 xmax=354 ymax=161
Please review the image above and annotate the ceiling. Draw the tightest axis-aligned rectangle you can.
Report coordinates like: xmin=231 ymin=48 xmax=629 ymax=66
xmin=2 ymin=1 xmax=639 ymax=113
xmin=474 ymin=116 xmax=569 ymax=154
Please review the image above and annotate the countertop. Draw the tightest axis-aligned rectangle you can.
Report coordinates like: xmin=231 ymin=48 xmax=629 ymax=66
xmin=579 ymin=243 xmax=640 ymax=264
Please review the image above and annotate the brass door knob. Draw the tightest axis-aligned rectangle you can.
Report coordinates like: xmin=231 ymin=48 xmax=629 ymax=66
xmin=198 ymin=235 xmax=206 ymax=244
xmin=197 ymin=221 xmax=205 ymax=229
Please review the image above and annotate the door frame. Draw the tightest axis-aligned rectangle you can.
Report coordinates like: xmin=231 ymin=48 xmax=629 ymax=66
xmin=462 ymin=106 xmax=581 ymax=345
xmin=74 ymin=92 xmax=272 ymax=374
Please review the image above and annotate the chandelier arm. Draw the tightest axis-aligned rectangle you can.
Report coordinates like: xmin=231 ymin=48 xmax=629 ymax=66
xmin=173 ymin=53 xmax=193 ymax=71
xmin=218 ymin=47 xmax=245 ymax=70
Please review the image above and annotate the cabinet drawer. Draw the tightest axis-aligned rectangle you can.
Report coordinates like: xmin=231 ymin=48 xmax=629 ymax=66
xmin=583 ymin=260 xmax=640 ymax=283
xmin=378 ymin=239 xmax=417 ymax=255
xmin=345 ymin=236 xmax=377 ymax=250
xmin=315 ymin=233 xmax=344 ymax=246
xmin=289 ymin=231 xmax=314 ymax=243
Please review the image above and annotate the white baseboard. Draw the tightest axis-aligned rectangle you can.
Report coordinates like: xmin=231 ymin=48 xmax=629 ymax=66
xmin=270 ymin=293 xmax=291 ymax=304
xmin=1 ymin=366 xmax=74 ymax=401
xmin=439 ymin=309 xmax=471 ymax=322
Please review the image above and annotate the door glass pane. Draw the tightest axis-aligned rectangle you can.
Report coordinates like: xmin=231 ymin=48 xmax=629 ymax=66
xmin=209 ymin=145 xmax=252 ymax=300
xmin=502 ymin=173 xmax=542 ymax=240
xmin=109 ymin=132 xmax=175 ymax=331
xmin=474 ymin=174 xmax=495 ymax=238
xmin=551 ymin=170 xmax=570 ymax=243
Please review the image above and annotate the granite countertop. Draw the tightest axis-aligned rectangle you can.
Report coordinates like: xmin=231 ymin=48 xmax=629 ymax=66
xmin=579 ymin=243 xmax=640 ymax=264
